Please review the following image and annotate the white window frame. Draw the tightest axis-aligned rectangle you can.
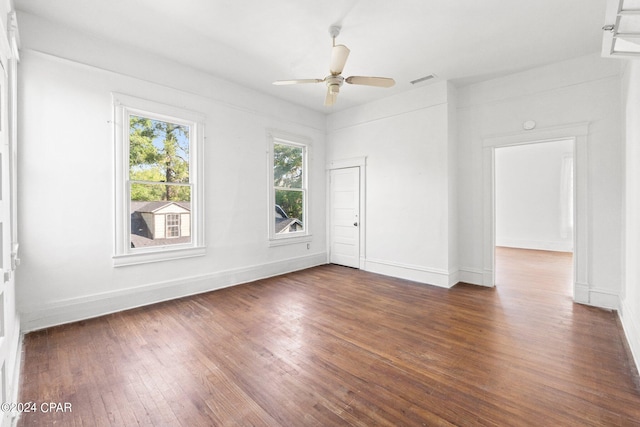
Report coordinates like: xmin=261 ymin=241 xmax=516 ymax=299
xmin=267 ymin=130 xmax=312 ymax=246
xmin=112 ymin=93 xmax=205 ymax=266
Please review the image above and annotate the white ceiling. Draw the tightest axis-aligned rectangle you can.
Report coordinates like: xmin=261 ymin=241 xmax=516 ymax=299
xmin=15 ymin=0 xmax=609 ymax=112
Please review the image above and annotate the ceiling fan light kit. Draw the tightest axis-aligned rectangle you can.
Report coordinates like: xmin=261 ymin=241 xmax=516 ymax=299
xmin=273 ymin=26 xmax=395 ymax=107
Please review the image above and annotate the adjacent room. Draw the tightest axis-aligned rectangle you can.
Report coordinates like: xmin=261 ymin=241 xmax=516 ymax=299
xmin=0 ymin=0 xmax=638 ymax=425
xmin=494 ymin=140 xmax=575 ymax=296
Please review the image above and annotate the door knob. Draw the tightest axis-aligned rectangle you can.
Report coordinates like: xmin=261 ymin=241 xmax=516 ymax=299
xmin=353 ymin=222 xmax=358 ymax=226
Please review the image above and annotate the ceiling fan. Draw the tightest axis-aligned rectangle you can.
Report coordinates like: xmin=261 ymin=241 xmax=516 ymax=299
xmin=273 ymin=26 xmax=395 ymax=107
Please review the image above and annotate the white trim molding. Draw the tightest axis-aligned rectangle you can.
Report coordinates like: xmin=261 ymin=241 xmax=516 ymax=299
xmin=327 ymin=156 xmax=366 ymax=170
xmin=363 ymin=258 xmax=455 ymax=289
xmin=588 ymin=287 xmax=620 ymax=310
xmin=574 ymin=287 xmax=621 ymax=313
xmin=496 ymin=240 xmax=573 ymax=253
xmin=458 ymin=267 xmax=485 ymax=286
xmin=574 ymin=282 xmax=590 ymax=304
xmin=482 ymin=122 xmax=590 ymax=305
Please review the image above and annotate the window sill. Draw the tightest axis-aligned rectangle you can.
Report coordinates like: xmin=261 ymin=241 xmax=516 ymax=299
xmin=113 ymin=246 xmax=206 ymax=267
xmin=268 ymin=234 xmax=312 ymax=247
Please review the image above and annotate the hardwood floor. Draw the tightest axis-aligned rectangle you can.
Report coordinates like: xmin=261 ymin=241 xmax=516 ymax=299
xmin=17 ymin=249 xmax=640 ymax=426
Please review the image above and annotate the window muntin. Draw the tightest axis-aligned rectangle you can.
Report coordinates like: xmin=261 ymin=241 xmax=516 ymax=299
xmin=113 ymin=93 xmax=205 ymax=266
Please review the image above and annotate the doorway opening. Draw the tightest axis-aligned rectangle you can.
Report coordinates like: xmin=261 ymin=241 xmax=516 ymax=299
xmin=494 ymin=139 xmax=575 ymax=296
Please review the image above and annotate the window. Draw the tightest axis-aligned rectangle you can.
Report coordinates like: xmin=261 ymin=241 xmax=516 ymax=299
xmin=166 ymin=214 xmax=181 ymax=238
xmin=268 ymin=131 xmax=311 ymax=245
xmin=113 ymin=94 xmax=205 ymax=266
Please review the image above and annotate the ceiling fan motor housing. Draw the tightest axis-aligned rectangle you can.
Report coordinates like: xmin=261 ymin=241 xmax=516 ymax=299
xmin=326 ymin=75 xmax=344 ymax=94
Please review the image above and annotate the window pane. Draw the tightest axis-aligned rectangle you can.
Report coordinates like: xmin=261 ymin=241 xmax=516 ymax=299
xmin=273 ymin=143 xmax=303 ymax=189
xmin=130 ymin=183 xmax=191 ymax=248
xmin=275 ymin=189 xmax=304 ymax=234
xmin=129 ymin=115 xmax=190 ymax=183
xmin=166 ymin=214 xmax=181 ymax=238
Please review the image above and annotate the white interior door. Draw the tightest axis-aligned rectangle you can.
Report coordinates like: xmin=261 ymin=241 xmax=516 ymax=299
xmin=330 ymin=167 xmax=360 ymax=268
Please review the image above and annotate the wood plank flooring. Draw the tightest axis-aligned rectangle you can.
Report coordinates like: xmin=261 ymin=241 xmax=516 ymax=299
xmin=17 ymin=248 xmax=640 ymax=426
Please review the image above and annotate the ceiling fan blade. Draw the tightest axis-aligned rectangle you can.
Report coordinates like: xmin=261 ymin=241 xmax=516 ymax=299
xmin=273 ymin=79 xmax=324 ymax=85
xmin=345 ymin=76 xmax=395 ymax=88
xmin=329 ymin=44 xmax=350 ymax=75
xmin=324 ymin=88 xmax=337 ymax=107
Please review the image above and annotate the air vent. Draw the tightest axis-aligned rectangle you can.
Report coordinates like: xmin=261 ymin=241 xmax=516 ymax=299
xmin=410 ymin=74 xmax=437 ymax=85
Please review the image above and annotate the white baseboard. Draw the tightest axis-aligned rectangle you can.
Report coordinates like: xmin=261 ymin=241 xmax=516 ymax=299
xmin=573 ymin=283 xmax=619 ymax=310
xmin=483 ymin=269 xmax=495 ymax=287
xmin=20 ymin=253 xmax=327 ymax=332
xmin=496 ymin=240 xmax=573 ymax=252
xmin=619 ymin=298 xmax=640 ymax=376
xmin=448 ymin=269 xmax=460 ymax=287
xmin=363 ymin=258 xmax=454 ymax=288
xmin=574 ymin=282 xmax=590 ymax=304
xmin=458 ymin=267 xmax=484 ymax=286
xmin=588 ymin=287 xmax=620 ymax=310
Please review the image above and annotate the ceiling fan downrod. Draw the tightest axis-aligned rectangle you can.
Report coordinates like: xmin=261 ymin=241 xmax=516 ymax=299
xmin=329 ymin=25 xmax=341 ymax=47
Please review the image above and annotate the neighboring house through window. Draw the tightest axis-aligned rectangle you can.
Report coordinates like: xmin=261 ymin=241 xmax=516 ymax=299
xmin=268 ymin=131 xmax=311 ymax=245
xmin=113 ymin=94 xmax=205 ymax=266
xmin=275 ymin=204 xmax=303 ymax=234
xmin=130 ymin=201 xmax=191 ymax=246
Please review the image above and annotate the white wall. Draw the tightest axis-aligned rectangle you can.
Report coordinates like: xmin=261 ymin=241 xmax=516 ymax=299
xmin=457 ymin=53 xmax=623 ymax=307
xmin=621 ymin=59 xmax=640 ymax=372
xmin=495 ymin=139 xmax=574 ymax=252
xmin=17 ymin=12 xmax=327 ymax=331
xmin=326 ymin=81 xmax=458 ymax=287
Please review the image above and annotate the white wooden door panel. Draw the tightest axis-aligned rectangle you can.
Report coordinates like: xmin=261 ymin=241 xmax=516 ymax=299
xmin=330 ymin=167 xmax=360 ymax=268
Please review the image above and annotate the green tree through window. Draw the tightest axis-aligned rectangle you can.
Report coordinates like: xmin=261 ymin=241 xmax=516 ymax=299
xmin=129 ymin=115 xmax=190 ymax=202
